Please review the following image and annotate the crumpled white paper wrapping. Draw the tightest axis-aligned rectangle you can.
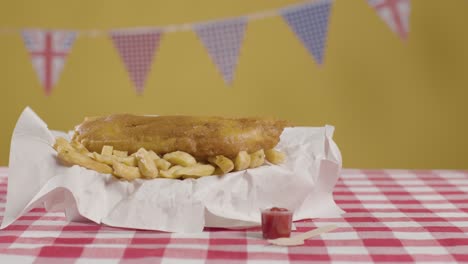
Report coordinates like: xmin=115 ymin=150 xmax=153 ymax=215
xmin=1 ymin=107 xmax=344 ymax=233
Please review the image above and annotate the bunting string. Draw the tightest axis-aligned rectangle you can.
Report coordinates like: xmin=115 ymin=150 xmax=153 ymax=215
xmin=1 ymin=0 xmax=411 ymax=95
xmin=0 ymin=0 xmax=329 ymax=36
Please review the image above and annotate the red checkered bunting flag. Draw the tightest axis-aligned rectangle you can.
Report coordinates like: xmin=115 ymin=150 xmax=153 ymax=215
xmin=282 ymin=0 xmax=332 ymax=65
xmin=195 ymin=18 xmax=247 ymax=85
xmin=111 ymin=31 xmax=162 ymax=94
xmin=367 ymin=0 xmax=411 ymax=40
xmin=22 ymin=30 xmax=76 ymax=96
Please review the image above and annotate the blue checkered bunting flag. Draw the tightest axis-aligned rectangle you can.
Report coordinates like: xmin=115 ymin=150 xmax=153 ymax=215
xmin=195 ymin=18 xmax=247 ymax=85
xmin=282 ymin=0 xmax=332 ymax=65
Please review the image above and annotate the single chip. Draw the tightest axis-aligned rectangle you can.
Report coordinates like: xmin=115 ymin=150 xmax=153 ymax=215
xmin=135 ymin=148 xmax=158 ymax=179
xmin=57 ymin=148 xmax=112 ymax=174
xmin=249 ymin=149 xmax=265 ymax=168
xmin=115 ymin=156 xmax=137 ymax=167
xmin=101 ymin=145 xmax=113 ymax=156
xmin=234 ymin=151 xmax=250 ymax=171
xmin=175 ymin=164 xmax=215 ymax=178
xmin=70 ymin=140 xmax=89 ymax=155
xmin=93 ymin=153 xmax=137 ymax=167
xmin=113 ymin=150 xmax=128 ymax=157
xmin=112 ymin=161 xmax=142 ymax=181
xmin=160 ymin=164 xmax=215 ymax=179
xmin=265 ymin=149 xmax=286 ymax=164
xmin=147 ymin=150 xmax=160 ymax=160
xmin=208 ymin=155 xmax=234 ymax=174
xmin=163 ymin=151 xmax=197 ymax=167
xmin=53 ymin=137 xmax=74 ymax=152
xmin=160 ymin=165 xmax=183 ymax=179
xmin=154 ymin=158 xmax=171 ymax=170
xmin=102 ymin=146 xmax=113 ymax=156
xmin=93 ymin=152 xmax=113 ymax=165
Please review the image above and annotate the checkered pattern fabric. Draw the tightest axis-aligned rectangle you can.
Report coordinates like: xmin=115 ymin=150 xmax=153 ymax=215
xmin=1 ymin=167 xmax=468 ymax=263
xmin=111 ymin=31 xmax=162 ymax=94
xmin=367 ymin=0 xmax=411 ymax=40
xmin=282 ymin=0 xmax=332 ymax=65
xmin=195 ymin=18 xmax=247 ymax=85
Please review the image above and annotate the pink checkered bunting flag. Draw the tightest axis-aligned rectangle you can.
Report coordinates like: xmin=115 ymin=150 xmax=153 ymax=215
xmin=195 ymin=18 xmax=247 ymax=85
xmin=22 ymin=30 xmax=76 ymax=96
xmin=367 ymin=0 xmax=411 ymax=40
xmin=111 ymin=31 xmax=162 ymax=94
xmin=282 ymin=0 xmax=332 ymax=65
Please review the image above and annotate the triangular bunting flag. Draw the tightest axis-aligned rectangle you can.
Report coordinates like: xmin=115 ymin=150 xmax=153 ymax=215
xmin=367 ymin=0 xmax=411 ymax=40
xmin=22 ymin=30 xmax=76 ymax=96
xmin=195 ymin=18 xmax=247 ymax=85
xmin=282 ymin=0 xmax=332 ymax=65
xmin=111 ymin=31 xmax=162 ymax=94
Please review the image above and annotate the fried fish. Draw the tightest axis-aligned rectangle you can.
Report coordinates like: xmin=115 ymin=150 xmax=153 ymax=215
xmin=72 ymin=115 xmax=287 ymax=160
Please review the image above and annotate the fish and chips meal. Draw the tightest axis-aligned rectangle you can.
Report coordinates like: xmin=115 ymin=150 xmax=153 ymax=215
xmin=53 ymin=115 xmax=288 ymax=181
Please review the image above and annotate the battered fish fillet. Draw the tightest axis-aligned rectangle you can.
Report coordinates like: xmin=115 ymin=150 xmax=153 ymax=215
xmin=72 ymin=115 xmax=287 ymax=160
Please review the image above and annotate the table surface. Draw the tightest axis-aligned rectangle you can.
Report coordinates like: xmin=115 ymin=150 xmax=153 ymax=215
xmin=0 ymin=167 xmax=467 ymax=263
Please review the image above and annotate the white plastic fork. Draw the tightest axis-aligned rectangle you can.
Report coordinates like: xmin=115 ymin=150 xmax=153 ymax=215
xmin=267 ymin=225 xmax=338 ymax=246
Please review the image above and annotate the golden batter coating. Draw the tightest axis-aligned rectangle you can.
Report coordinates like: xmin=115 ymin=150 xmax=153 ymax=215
xmin=72 ymin=115 xmax=287 ymax=160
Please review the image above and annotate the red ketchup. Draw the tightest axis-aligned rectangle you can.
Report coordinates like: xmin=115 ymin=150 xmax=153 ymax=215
xmin=261 ymin=207 xmax=293 ymax=239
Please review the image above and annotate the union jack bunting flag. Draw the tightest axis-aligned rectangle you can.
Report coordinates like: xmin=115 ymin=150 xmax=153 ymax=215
xmin=367 ymin=0 xmax=411 ymax=40
xmin=22 ymin=30 xmax=76 ymax=95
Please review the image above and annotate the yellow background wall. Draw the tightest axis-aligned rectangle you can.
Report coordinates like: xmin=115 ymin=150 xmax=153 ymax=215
xmin=1 ymin=0 xmax=467 ymax=168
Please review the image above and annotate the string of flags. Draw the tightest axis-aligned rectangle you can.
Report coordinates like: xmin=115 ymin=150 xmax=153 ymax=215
xmin=13 ymin=0 xmax=411 ymax=95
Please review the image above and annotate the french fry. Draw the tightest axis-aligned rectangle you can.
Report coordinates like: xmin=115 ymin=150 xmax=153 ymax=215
xmin=135 ymin=148 xmax=158 ymax=178
xmin=147 ymin=150 xmax=160 ymax=160
xmin=113 ymin=150 xmax=128 ymax=157
xmin=160 ymin=165 xmax=183 ymax=179
xmin=160 ymin=164 xmax=215 ymax=179
xmin=144 ymin=149 xmax=170 ymax=169
xmin=93 ymin=152 xmax=113 ymax=165
xmin=154 ymin=158 xmax=171 ymax=170
xmin=53 ymin=137 xmax=74 ymax=152
xmin=101 ymin=145 xmax=113 ymax=156
xmin=234 ymin=151 xmax=250 ymax=171
xmin=116 ymin=156 xmax=137 ymax=167
xmin=57 ymin=148 xmax=112 ymax=174
xmin=134 ymin=148 xmax=157 ymax=159
xmin=249 ymin=149 xmax=265 ymax=168
xmin=208 ymin=155 xmax=234 ymax=174
xmin=93 ymin=152 xmax=137 ymax=167
xmin=112 ymin=161 xmax=142 ymax=181
xmin=176 ymin=164 xmax=215 ymax=178
xmin=265 ymin=149 xmax=285 ymax=164
xmin=163 ymin=151 xmax=196 ymax=167
xmin=70 ymin=140 xmax=89 ymax=155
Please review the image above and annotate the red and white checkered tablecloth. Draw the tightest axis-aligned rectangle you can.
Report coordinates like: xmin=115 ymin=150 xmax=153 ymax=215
xmin=1 ymin=167 xmax=467 ymax=263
